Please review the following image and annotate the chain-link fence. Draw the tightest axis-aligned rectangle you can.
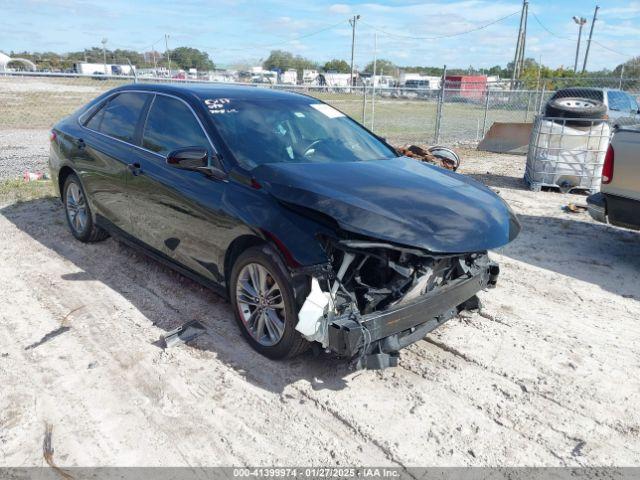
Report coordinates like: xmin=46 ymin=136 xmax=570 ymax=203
xmin=2 ymin=72 xmax=640 ymax=146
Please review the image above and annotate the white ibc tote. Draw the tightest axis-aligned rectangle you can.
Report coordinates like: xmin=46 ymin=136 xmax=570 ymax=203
xmin=525 ymin=116 xmax=611 ymax=194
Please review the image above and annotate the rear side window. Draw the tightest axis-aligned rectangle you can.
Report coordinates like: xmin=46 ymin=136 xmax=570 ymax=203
xmin=142 ymin=95 xmax=211 ymax=156
xmin=608 ymin=91 xmax=632 ymax=111
xmin=86 ymin=92 xmax=147 ymax=143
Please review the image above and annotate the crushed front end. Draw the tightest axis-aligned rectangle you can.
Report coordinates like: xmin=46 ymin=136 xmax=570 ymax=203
xmin=294 ymin=237 xmax=500 ymax=369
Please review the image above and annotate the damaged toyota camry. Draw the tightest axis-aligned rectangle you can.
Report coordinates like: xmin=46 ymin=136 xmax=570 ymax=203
xmin=49 ymin=84 xmax=520 ymax=369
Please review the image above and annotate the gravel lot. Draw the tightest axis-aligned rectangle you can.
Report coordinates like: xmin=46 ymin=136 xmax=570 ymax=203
xmin=0 ymin=129 xmax=49 ymax=180
xmin=1 ymin=133 xmax=639 ymax=467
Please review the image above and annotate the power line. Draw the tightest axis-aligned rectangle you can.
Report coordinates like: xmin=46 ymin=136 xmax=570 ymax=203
xmin=531 ymin=11 xmax=631 ymax=58
xmin=359 ymin=11 xmax=520 ymax=41
xmin=591 ymin=39 xmax=633 ymax=58
xmin=530 ymin=12 xmax=571 ymax=40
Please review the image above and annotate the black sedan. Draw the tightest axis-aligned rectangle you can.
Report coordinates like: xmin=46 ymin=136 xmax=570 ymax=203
xmin=49 ymin=84 xmax=520 ymax=369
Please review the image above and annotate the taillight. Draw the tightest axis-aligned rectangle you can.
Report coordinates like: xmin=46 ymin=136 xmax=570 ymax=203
xmin=602 ymin=144 xmax=614 ymax=184
xmin=49 ymin=130 xmax=57 ymax=142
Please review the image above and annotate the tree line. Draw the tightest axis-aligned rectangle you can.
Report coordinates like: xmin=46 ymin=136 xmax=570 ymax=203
xmin=6 ymin=46 xmax=214 ymax=71
xmin=7 ymin=47 xmax=639 ymax=84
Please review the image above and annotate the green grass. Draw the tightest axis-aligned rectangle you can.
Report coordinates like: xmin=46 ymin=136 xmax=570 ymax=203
xmin=0 ymin=179 xmax=55 ymax=205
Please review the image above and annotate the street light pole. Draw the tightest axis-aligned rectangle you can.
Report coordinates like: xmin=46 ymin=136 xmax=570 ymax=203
xmin=572 ymin=16 xmax=587 ymax=73
xmin=349 ymin=14 xmax=360 ymax=87
xmin=165 ymin=34 xmax=171 ymax=77
xmin=101 ymin=38 xmax=108 ymax=74
xmin=581 ymin=6 xmax=599 ymax=73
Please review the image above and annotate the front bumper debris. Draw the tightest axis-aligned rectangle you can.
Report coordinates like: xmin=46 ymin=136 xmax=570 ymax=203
xmin=327 ymin=262 xmax=498 ymax=369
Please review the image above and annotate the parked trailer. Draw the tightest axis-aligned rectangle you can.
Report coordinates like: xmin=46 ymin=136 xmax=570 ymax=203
xmin=74 ymin=62 xmax=136 ymax=75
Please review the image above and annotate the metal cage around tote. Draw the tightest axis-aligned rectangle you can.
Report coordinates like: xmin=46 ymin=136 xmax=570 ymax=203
xmin=525 ymin=115 xmax=611 ymax=194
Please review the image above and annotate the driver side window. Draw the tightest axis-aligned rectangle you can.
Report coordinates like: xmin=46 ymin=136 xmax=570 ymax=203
xmin=143 ymin=95 xmax=212 ymax=159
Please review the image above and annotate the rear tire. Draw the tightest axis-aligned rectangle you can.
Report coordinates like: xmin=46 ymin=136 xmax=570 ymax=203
xmin=229 ymin=245 xmax=308 ymax=359
xmin=544 ymin=97 xmax=607 ymax=126
xmin=62 ymin=173 xmax=109 ymax=243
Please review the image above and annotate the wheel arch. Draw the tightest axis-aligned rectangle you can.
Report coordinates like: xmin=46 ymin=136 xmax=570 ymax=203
xmin=223 ymin=234 xmax=267 ymax=291
xmin=57 ymin=165 xmax=76 ymax=200
xmin=222 ymin=233 xmax=312 ymax=305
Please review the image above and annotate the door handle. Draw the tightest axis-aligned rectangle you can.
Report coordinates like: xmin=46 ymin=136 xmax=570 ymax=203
xmin=76 ymin=138 xmax=86 ymax=150
xmin=127 ymin=162 xmax=142 ymax=176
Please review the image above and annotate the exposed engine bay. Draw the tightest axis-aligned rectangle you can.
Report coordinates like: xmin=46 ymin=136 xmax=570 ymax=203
xmin=295 ymin=236 xmax=499 ymax=368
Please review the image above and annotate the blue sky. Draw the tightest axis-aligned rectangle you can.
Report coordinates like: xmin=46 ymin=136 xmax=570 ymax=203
xmin=2 ymin=0 xmax=639 ymax=70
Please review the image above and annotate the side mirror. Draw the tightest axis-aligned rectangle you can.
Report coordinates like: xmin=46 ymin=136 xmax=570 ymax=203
xmin=167 ymin=147 xmax=208 ymax=169
xmin=166 ymin=147 xmax=228 ymax=181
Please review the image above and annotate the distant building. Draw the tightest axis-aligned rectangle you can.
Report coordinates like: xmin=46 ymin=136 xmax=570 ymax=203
xmin=444 ymin=75 xmax=487 ymax=100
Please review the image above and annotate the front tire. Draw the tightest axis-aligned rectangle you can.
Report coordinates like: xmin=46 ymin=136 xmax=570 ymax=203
xmin=229 ymin=245 xmax=308 ymax=359
xmin=63 ymin=173 xmax=109 ymax=243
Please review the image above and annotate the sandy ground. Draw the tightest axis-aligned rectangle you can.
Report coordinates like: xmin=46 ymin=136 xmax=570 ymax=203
xmin=1 ymin=148 xmax=639 ymax=467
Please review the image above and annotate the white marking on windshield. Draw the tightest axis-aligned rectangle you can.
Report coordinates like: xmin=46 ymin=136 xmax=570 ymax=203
xmin=310 ymin=103 xmax=344 ymax=119
xmin=205 ymin=98 xmax=238 ymax=114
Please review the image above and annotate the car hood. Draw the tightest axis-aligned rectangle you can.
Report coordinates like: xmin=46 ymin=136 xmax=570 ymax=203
xmin=253 ymin=157 xmax=520 ymax=253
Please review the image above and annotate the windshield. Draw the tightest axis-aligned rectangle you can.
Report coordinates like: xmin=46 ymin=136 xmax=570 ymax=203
xmin=206 ymin=97 xmax=397 ymax=170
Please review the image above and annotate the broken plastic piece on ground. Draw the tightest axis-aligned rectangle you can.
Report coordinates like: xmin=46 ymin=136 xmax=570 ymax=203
xmin=395 ymin=144 xmax=460 ymax=171
xmin=564 ymin=203 xmax=588 ymax=214
xmin=160 ymin=320 xmax=206 ymax=348
xmin=23 ymin=171 xmax=49 ymax=182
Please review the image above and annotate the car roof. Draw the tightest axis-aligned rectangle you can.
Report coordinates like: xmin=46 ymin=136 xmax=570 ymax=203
xmin=111 ymin=82 xmax=310 ymax=102
xmin=555 ymin=86 xmax=624 ymax=94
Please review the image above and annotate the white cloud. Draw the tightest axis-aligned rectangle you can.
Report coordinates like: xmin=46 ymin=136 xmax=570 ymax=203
xmin=329 ymin=4 xmax=351 ymax=14
xmin=600 ymin=2 xmax=640 ymax=20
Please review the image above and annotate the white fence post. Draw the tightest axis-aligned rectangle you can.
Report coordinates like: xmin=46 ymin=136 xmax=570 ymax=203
xmin=482 ymin=87 xmax=490 ymax=138
xmin=434 ymin=64 xmax=447 ymax=144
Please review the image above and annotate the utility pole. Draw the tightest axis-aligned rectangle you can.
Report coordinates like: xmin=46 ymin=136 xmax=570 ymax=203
xmin=573 ymin=16 xmax=587 ymax=73
xmin=519 ymin=0 xmax=528 ymax=77
xmin=371 ymin=32 xmax=378 ymax=131
xmin=101 ymin=38 xmax=108 ymax=74
xmin=165 ymin=34 xmax=171 ymax=77
xmin=581 ymin=5 xmax=599 ymax=73
xmin=349 ymin=15 xmax=360 ymax=87
xmin=511 ymin=0 xmax=528 ymax=86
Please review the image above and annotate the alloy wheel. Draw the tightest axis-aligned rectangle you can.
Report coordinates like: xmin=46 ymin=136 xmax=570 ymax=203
xmin=235 ymin=262 xmax=286 ymax=346
xmin=66 ymin=182 xmax=88 ymax=234
xmin=556 ymin=98 xmax=598 ymax=109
